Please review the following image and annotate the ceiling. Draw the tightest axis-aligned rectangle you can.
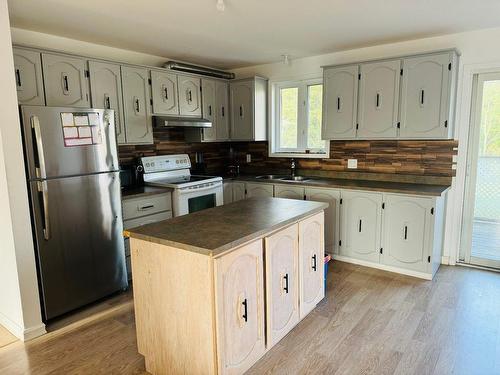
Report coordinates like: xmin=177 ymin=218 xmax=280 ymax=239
xmin=8 ymin=0 xmax=500 ymax=69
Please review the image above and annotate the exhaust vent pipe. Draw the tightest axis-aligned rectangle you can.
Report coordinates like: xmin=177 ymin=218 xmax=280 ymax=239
xmin=163 ymin=61 xmax=235 ymax=80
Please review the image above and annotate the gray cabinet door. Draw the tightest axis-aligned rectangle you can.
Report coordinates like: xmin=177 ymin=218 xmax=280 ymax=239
xmin=357 ymin=60 xmax=400 ymax=138
xmin=216 ymin=80 xmax=230 ymax=140
xmin=88 ymin=61 xmax=125 ymax=144
xmin=201 ymin=79 xmax=217 ymax=141
xmin=42 ymin=53 xmax=90 ymax=108
xmin=178 ymin=75 xmax=201 ymax=117
xmin=305 ymin=187 xmax=341 ymax=255
xmin=340 ymin=190 xmax=382 ymax=263
xmin=274 ymin=185 xmax=304 ymax=200
xmin=121 ymin=66 xmax=153 ymax=144
xmin=13 ymin=48 xmax=45 ymax=105
xmin=151 ymin=70 xmax=179 ymax=116
xmin=381 ymin=194 xmax=433 ymax=273
xmin=322 ymin=65 xmax=359 ymax=139
xmin=230 ymin=80 xmax=254 ymax=140
xmin=399 ymin=53 xmax=452 ymax=138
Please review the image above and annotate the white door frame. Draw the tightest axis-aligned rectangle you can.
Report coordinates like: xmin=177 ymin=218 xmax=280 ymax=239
xmin=459 ymin=72 xmax=500 ymax=268
xmin=443 ymin=62 xmax=500 ymax=266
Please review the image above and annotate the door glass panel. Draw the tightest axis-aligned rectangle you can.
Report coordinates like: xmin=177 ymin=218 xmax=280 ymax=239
xmin=279 ymin=87 xmax=298 ymax=149
xmin=188 ymin=193 xmax=216 ymax=214
xmin=470 ymin=78 xmax=500 ymax=267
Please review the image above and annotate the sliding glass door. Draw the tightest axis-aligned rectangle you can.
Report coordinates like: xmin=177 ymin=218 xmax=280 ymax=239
xmin=461 ymin=72 xmax=500 ymax=269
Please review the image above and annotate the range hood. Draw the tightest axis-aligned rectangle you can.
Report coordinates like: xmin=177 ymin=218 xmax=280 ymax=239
xmin=153 ymin=116 xmax=212 ymax=128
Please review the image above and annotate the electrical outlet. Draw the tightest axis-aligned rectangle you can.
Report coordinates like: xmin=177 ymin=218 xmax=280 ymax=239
xmin=347 ymin=159 xmax=358 ymax=169
xmin=246 ymin=154 xmax=252 ymax=163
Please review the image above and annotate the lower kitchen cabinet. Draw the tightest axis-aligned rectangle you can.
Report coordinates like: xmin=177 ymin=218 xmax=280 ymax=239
xmin=265 ymin=224 xmax=299 ymax=348
xmin=246 ymin=182 xmax=274 ymax=198
xmin=381 ymin=194 xmax=435 ymax=273
xmin=340 ymin=190 xmax=382 ymax=263
xmin=215 ymin=240 xmax=266 ymax=375
xmin=298 ymin=212 xmax=325 ymax=318
xmin=223 ymin=182 xmax=233 ymax=204
xmin=232 ymin=182 xmax=246 ymax=202
xmin=305 ymin=187 xmax=341 ymax=255
xmin=274 ymin=185 xmax=305 ymax=200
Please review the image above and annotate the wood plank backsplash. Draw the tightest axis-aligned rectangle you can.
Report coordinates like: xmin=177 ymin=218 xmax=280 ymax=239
xmin=118 ymin=128 xmax=458 ymax=178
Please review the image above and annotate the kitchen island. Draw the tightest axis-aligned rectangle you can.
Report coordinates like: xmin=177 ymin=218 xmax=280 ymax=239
xmin=125 ymin=197 xmax=328 ymax=375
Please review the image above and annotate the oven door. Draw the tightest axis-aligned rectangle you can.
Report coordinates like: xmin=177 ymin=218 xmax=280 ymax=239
xmin=173 ymin=181 xmax=223 ymax=216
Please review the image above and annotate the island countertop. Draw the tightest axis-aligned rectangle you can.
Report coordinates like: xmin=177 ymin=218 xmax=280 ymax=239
xmin=124 ymin=197 xmax=328 ymax=257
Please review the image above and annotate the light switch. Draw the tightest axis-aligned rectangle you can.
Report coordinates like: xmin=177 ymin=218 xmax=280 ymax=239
xmin=246 ymin=154 xmax=252 ymax=163
xmin=347 ymin=159 xmax=358 ymax=169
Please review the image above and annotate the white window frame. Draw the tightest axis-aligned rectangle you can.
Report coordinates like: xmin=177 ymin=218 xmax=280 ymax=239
xmin=269 ymin=78 xmax=329 ymax=158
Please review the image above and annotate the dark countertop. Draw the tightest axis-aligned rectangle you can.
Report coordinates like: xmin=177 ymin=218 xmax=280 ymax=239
xmin=121 ymin=185 xmax=172 ymax=200
xmin=223 ymin=175 xmax=450 ymax=197
xmin=124 ymin=197 xmax=328 ymax=257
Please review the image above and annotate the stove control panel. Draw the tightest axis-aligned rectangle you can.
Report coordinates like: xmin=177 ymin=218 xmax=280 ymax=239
xmin=141 ymin=154 xmax=191 ymax=173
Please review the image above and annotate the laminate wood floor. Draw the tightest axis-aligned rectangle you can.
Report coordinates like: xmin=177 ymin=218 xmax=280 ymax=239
xmin=0 ymin=261 xmax=499 ymax=375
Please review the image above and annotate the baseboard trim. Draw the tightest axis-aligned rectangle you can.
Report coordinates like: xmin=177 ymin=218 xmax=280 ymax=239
xmin=0 ymin=311 xmax=46 ymax=341
xmin=441 ymin=256 xmax=450 ymax=265
xmin=332 ymin=254 xmax=433 ymax=280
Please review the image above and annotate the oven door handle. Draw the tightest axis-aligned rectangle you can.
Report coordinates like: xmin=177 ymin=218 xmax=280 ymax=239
xmin=179 ymin=182 xmax=222 ymax=194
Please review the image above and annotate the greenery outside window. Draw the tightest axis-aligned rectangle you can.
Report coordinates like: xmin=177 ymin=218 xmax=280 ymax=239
xmin=270 ymin=78 xmax=329 ymax=158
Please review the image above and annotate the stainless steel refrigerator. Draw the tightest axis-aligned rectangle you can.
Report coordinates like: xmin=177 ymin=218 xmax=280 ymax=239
xmin=20 ymin=105 xmax=128 ymax=321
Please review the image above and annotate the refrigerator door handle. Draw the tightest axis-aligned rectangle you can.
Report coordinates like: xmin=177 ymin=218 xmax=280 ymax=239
xmin=37 ymin=180 xmax=50 ymax=240
xmin=31 ymin=115 xmax=47 ymax=179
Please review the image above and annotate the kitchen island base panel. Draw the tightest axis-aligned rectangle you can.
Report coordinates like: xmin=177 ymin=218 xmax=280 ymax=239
xmin=130 ymin=238 xmax=217 ymax=375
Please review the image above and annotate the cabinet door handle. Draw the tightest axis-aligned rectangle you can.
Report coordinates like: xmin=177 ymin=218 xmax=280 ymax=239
xmin=283 ymin=273 xmax=289 ymax=293
xmin=134 ymin=97 xmax=140 ymax=114
xmin=239 ymin=105 xmax=243 ymax=117
xmin=164 ymin=86 xmax=169 ymax=100
xmin=221 ymin=106 xmax=225 ymax=117
xmin=209 ymin=105 xmax=212 ymax=116
xmin=420 ymin=89 xmax=425 ymax=106
xmin=312 ymin=254 xmax=317 ymax=271
xmin=187 ymin=90 xmax=192 ymax=103
xmin=376 ymin=93 xmax=380 ymax=108
xmin=138 ymin=204 xmax=154 ymax=211
xmin=62 ymin=74 xmax=70 ymax=95
xmin=404 ymin=225 xmax=408 ymax=240
xmin=104 ymin=94 xmax=111 ymax=109
xmin=337 ymin=97 xmax=341 ymax=111
xmin=359 ymin=219 xmax=362 ymax=233
xmin=241 ymin=298 xmax=248 ymax=322
xmin=15 ymin=68 xmax=22 ymax=88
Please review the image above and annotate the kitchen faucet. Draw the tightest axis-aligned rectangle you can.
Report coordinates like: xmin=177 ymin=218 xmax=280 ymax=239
xmin=290 ymin=158 xmax=296 ymax=177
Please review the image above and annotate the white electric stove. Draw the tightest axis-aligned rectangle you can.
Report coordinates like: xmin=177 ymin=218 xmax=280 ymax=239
xmin=141 ymin=154 xmax=223 ymax=217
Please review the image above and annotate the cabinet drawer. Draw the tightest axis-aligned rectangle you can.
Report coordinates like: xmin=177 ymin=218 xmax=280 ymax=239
xmin=123 ymin=210 xmax=172 ymax=230
xmin=122 ymin=193 xmax=172 ymax=220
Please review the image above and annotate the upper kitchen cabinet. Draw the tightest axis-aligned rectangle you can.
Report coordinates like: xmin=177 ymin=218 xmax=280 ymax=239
xmin=88 ymin=61 xmax=125 ymax=144
xmin=230 ymin=77 xmax=268 ymax=141
xmin=357 ymin=60 xmax=400 ymax=138
xmin=399 ymin=51 xmax=457 ymax=139
xmin=178 ymin=74 xmax=202 ymax=117
xmin=12 ymin=48 xmax=45 ymax=105
xmin=42 ymin=53 xmax=90 ymax=108
xmin=201 ymin=78 xmax=217 ymax=141
xmin=215 ymin=80 xmax=230 ymax=140
xmin=121 ymin=66 xmax=153 ymax=144
xmin=151 ymin=70 xmax=179 ymax=116
xmin=322 ymin=65 xmax=359 ymax=139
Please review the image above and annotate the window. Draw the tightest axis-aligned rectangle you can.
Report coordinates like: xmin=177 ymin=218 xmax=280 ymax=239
xmin=270 ymin=78 xmax=328 ymax=158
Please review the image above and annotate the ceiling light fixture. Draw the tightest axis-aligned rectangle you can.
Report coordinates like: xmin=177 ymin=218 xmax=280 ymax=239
xmin=282 ymin=54 xmax=291 ymax=65
xmin=216 ymin=0 xmax=225 ymax=12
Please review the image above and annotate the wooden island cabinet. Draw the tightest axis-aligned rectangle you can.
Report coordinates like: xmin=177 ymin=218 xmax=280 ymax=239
xmin=125 ymin=197 xmax=327 ymax=375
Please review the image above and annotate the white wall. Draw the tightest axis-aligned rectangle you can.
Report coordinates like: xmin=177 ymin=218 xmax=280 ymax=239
xmin=0 ymin=0 xmax=45 ymax=340
xmin=232 ymin=26 xmax=500 ymax=265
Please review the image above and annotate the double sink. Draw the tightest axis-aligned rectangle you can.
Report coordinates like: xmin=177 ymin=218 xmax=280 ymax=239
xmin=255 ymin=174 xmax=311 ymax=182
